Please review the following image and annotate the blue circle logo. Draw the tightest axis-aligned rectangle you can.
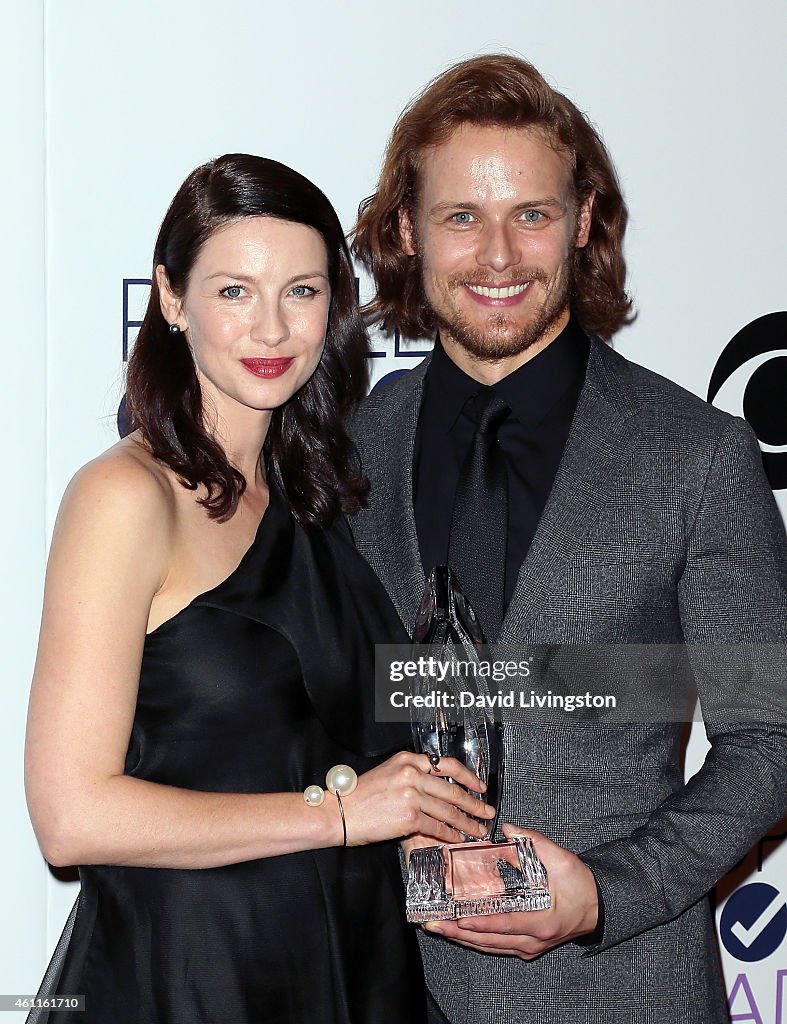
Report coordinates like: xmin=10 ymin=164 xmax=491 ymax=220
xmin=719 ymin=882 xmax=787 ymax=962
xmin=371 ymin=368 xmax=411 ymax=394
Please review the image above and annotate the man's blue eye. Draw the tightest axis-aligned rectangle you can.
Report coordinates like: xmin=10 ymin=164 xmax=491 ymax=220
xmin=523 ymin=210 xmax=542 ymax=223
xmin=452 ymin=212 xmax=474 ymax=224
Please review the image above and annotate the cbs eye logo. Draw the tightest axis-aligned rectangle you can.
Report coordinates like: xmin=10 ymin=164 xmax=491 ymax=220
xmin=708 ymin=312 xmax=787 ymax=490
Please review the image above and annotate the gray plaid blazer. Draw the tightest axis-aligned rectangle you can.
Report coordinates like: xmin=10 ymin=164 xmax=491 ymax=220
xmin=349 ymin=337 xmax=787 ymax=1024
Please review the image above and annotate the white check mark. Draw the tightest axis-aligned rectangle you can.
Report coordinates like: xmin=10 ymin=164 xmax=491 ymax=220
xmin=730 ymin=894 xmax=786 ymax=948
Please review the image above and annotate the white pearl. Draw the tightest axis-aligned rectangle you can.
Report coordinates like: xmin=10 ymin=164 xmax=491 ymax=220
xmin=325 ymin=764 xmax=358 ymax=796
xmin=303 ymin=784 xmax=325 ymax=806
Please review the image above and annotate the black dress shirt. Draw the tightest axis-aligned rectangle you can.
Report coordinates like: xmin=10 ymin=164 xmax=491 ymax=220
xmin=413 ymin=320 xmax=605 ymax=944
xmin=413 ymin=319 xmax=590 ymax=609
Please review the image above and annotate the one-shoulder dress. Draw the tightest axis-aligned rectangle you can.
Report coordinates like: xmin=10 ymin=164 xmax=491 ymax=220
xmin=41 ymin=481 xmax=425 ymax=1024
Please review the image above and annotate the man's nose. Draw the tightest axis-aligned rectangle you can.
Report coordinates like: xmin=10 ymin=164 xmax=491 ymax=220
xmin=475 ymin=222 xmax=520 ymax=273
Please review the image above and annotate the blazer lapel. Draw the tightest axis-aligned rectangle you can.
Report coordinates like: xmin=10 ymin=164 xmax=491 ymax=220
xmin=500 ymin=339 xmax=641 ymax=642
xmin=360 ymin=364 xmax=428 ymax=632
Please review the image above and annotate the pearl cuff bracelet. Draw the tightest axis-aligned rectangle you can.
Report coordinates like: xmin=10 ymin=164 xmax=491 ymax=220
xmin=303 ymin=764 xmax=358 ymax=847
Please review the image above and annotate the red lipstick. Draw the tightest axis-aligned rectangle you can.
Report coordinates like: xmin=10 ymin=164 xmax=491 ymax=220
xmin=240 ymin=357 xmax=294 ymax=379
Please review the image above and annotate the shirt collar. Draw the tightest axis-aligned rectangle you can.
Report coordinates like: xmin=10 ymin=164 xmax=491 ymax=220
xmin=424 ymin=318 xmax=590 ymax=433
xmin=423 ymin=333 xmax=484 ymax=435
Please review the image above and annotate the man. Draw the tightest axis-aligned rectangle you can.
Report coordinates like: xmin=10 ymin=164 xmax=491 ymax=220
xmin=349 ymin=55 xmax=787 ymax=1023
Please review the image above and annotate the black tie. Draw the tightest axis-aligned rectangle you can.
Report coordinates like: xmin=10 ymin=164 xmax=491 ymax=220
xmin=447 ymin=392 xmax=510 ymax=642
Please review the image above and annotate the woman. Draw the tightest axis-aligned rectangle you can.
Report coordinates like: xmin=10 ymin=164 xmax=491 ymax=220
xmin=25 ymin=154 xmax=493 ymax=1023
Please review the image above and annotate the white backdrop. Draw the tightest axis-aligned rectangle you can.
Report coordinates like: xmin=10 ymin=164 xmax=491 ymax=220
xmin=2 ymin=1 xmax=785 ymax=1019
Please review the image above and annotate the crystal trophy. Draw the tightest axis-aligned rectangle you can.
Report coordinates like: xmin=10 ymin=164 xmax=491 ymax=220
xmin=405 ymin=566 xmax=550 ymax=922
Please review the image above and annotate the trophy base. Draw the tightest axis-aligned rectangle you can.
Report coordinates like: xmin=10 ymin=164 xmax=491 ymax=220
xmin=405 ymin=836 xmax=551 ymax=924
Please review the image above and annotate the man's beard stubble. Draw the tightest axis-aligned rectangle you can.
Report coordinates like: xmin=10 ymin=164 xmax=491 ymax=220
xmin=425 ymin=259 xmax=575 ymax=363
xmin=411 ymin=224 xmax=577 ymax=360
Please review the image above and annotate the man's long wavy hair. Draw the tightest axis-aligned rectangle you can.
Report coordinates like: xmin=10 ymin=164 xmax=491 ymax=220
xmin=126 ymin=154 xmax=369 ymax=526
xmin=353 ymin=55 xmax=633 ymax=340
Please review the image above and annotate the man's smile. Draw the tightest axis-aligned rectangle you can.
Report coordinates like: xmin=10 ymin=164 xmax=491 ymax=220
xmin=464 ymin=281 xmax=532 ymax=304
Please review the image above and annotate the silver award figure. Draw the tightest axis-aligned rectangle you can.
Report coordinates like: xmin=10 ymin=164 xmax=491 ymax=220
xmin=405 ymin=566 xmax=550 ymax=923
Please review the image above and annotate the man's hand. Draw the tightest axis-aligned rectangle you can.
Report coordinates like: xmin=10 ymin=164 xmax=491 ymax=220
xmin=422 ymin=825 xmax=599 ymax=960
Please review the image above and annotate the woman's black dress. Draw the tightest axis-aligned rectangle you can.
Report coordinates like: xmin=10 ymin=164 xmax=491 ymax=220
xmin=44 ymin=482 xmax=425 ymax=1023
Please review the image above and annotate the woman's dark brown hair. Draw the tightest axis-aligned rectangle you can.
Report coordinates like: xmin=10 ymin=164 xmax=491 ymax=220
xmin=126 ymin=153 xmax=369 ymax=526
xmin=353 ymin=54 xmax=633 ymax=340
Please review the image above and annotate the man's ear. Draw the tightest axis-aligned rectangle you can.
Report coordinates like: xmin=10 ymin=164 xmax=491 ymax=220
xmin=155 ymin=265 xmax=185 ymax=329
xmin=399 ymin=207 xmax=417 ymax=257
xmin=575 ymin=190 xmax=595 ymax=249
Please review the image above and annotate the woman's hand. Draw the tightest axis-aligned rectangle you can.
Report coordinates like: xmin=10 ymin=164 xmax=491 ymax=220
xmin=25 ymin=449 xmax=493 ymax=869
xmin=342 ymin=751 xmax=495 ymax=847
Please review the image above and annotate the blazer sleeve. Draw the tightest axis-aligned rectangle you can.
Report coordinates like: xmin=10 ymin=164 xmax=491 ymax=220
xmin=579 ymin=416 xmax=787 ymax=952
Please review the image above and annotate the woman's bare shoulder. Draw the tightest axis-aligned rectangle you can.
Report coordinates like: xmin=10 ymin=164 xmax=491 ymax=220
xmin=60 ymin=433 xmax=177 ymax=531
xmin=49 ymin=434 xmax=183 ymax=591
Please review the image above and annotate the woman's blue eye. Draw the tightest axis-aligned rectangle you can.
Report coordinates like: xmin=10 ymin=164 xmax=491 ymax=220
xmin=222 ymin=285 xmax=243 ymax=298
xmin=291 ymin=285 xmax=315 ymax=297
